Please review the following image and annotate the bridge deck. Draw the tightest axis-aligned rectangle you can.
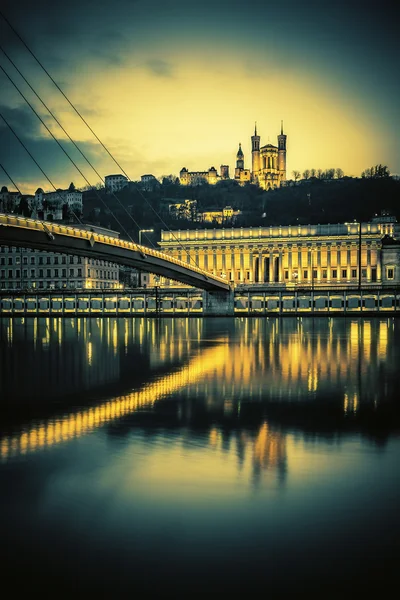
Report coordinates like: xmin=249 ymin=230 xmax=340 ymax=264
xmin=0 ymin=213 xmax=230 ymax=292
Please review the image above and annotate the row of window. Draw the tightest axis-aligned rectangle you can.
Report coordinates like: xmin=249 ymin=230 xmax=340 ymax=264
xmin=211 ymin=267 xmax=393 ymax=282
xmin=1 ymin=268 xmax=82 ymax=278
xmin=0 ymin=281 xmax=119 ymax=290
xmin=0 ymin=248 xmax=117 ymax=269
xmin=283 ymin=268 xmax=379 ymax=280
xmin=0 ymin=256 xmax=82 ymax=266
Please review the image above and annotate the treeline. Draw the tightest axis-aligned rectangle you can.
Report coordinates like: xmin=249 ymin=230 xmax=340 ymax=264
xmin=81 ymin=174 xmax=400 ymax=240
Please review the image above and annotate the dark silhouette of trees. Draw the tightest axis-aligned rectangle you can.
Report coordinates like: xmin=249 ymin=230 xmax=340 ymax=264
xmin=361 ymin=164 xmax=390 ymax=179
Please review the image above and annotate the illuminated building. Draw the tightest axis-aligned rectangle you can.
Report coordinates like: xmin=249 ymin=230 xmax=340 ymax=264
xmin=0 ymin=246 xmax=120 ymax=290
xmin=200 ymin=206 xmax=241 ymax=225
xmin=179 ymin=165 xmax=224 ymax=186
xmin=158 ymin=217 xmax=400 ymax=286
xmin=179 ymin=122 xmax=286 ymax=190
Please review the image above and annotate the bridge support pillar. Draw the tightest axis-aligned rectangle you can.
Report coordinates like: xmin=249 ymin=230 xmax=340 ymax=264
xmin=203 ymin=290 xmax=234 ymax=317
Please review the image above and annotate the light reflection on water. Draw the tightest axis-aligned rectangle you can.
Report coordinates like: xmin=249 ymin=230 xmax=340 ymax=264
xmin=0 ymin=317 xmax=400 ymax=594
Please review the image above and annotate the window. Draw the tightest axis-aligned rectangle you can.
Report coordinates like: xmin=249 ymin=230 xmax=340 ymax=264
xmin=246 ymin=271 xmax=250 ymax=280
xmin=8 ymin=270 xmax=12 ymax=278
xmin=342 ymin=269 xmax=347 ymax=278
xmin=77 ymin=257 xmax=82 ymax=264
xmin=39 ymin=281 xmax=44 ymax=289
xmin=313 ymin=269 xmax=318 ymax=279
xmin=69 ymin=269 xmax=74 ymax=277
xmin=284 ymin=270 xmax=289 ymax=280
xmin=303 ymin=270 xmax=308 ymax=279
xmin=39 ymin=257 xmax=43 ymax=265
xmin=387 ymin=267 xmax=394 ymax=280
xmin=62 ymin=256 xmax=66 ymax=264
xmin=62 ymin=269 xmax=66 ymax=278
xmin=0 ymin=258 xmax=4 ymax=265
xmin=332 ymin=269 xmax=337 ymax=278
xmin=351 ymin=269 xmax=357 ymax=278
xmin=69 ymin=256 xmax=74 ymax=264
xmin=322 ymin=269 xmax=327 ymax=278
xmin=46 ymin=257 xmax=51 ymax=264
xmin=30 ymin=257 xmax=35 ymax=265
xmin=16 ymin=269 xmax=20 ymax=278
xmin=237 ymin=271 xmax=241 ymax=281
xmin=15 ymin=256 xmax=20 ymax=264
xmin=0 ymin=270 xmax=4 ymax=278
xmin=77 ymin=268 xmax=82 ymax=277
xmin=23 ymin=269 xmax=27 ymax=278
xmin=362 ymin=269 xmax=367 ymax=278
xmin=54 ymin=256 xmax=59 ymax=264
xmin=39 ymin=269 xmax=43 ymax=277
xmin=54 ymin=269 xmax=59 ymax=277
xmin=47 ymin=269 xmax=51 ymax=278
xmin=30 ymin=269 xmax=35 ymax=277
xmin=23 ymin=257 xmax=28 ymax=265
xmin=8 ymin=258 xmax=12 ymax=265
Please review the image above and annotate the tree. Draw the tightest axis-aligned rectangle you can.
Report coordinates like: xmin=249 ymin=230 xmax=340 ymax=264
xmin=310 ymin=168 xmax=316 ymax=178
xmin=317 ymin=169 xmax=323 ymax=179
xmin=68 ymin=182 xmax=76 ymax=192
xmin=335 ymin=168 xmax=344 ymax=179
xmin=303 ymin=169 xmax=310 ymax=180
xmin=361 ymin=164 xmax=390 ymax=179
xmin=292 ymin=170 xmax=301 ymax=181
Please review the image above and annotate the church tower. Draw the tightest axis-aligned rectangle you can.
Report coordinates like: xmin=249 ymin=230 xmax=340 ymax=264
xmin=235 ymin=143 xmax=244 ymax=179
xmin=277 ymin=120 xmax=287 ymax=182
xmin=251 ymin=122 xmax=260 ymax=182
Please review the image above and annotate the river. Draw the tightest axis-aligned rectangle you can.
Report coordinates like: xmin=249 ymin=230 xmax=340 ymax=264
xmin=1 ymin=316 xmax=399 ymax=595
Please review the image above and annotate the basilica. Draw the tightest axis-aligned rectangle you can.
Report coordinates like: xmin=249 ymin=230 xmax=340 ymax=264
xmin=179 ymin=123 xmax=287 ymax=190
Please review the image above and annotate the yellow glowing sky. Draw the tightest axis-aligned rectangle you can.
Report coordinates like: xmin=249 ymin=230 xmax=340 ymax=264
xmin=0 ymin=0 xmax=399 ymax=192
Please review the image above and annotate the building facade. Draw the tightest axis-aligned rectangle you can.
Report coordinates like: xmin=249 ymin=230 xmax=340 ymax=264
xmin=0 ymin=246 xmax=120 ymax=291
xmin=104 ymin=174 xmax=128 ymax=193
xmin=0 ymin=184 xmax=83 ymax=220
xmin=179 ymin=123 xmax=286 ymax=190
xmin=157 ymin=219 xmax=400 ymax=287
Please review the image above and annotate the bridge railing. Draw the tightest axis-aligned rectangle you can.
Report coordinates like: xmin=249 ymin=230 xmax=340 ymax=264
xmin=0 ymin=213 xmax=228 ymax=286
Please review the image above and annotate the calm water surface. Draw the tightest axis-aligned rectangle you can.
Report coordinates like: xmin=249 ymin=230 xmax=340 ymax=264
xmin=1 ymin=316 xmax=399 ymax=596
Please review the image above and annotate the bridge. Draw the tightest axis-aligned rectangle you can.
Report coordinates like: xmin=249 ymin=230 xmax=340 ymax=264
xmin=0 ymin=213 xmax=230 ymax=293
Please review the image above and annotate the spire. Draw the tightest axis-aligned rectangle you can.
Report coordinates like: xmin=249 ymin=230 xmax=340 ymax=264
xmin=281 ymin=120 xmax=283 ymax=135
xmin=254 ymin=121 xmax=257 ymax=136
xmin=237 ymin=142 xmax=243 ymax=158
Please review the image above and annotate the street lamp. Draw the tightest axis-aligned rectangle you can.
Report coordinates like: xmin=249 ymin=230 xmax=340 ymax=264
xmin=138 ymin=228 xmax=154 ymax=246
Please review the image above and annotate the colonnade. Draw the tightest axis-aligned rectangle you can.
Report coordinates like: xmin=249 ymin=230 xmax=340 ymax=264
xmin=168 ymin=240 xmax=380 ymax=286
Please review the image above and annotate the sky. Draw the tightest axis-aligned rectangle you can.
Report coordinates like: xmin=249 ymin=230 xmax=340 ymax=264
xmin=0 ymin=0 xmax=399 ymax=193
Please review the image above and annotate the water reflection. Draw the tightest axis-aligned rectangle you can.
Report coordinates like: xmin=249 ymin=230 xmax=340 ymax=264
xmin=1 ymin=317 xmax=399 ymax=469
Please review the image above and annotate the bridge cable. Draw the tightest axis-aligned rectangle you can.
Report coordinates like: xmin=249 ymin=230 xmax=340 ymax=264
xmin=0 ymin=9 xmax=199 ymax=267
xmin=0 ymin=161 xmax=60 ymax=239
xmin=0 ymin=51 xmax=155 ymax=248
xmin=0 ymin=110 xmax=85 ymax=227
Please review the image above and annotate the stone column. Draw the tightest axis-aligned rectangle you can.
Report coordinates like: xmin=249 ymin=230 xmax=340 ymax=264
xmin=367 ymin=244 xmax=371 ymax=282
xmin=269 ymin=253 xmax=274 ymax=283
xmin=327 ymin=244 xmax=331 ymax=281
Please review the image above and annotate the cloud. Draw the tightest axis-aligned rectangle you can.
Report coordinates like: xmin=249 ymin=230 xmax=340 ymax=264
xmin=0 ymin=104 xmax=41 ymax=138
xmin=145 ymin=59 xmax=174 ymax=78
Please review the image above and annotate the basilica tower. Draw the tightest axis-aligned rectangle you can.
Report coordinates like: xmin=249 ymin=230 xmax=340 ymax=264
xmin=251 ymin=123 xmax=260 ymax=182
xmin=277 ymin=120 xmax=287 ymax=182
xmin=234 ymin=143 xmax=244 ymax=179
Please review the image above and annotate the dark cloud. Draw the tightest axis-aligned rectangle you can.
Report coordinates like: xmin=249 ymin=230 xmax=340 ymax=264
xmin=145 ymin=59 xmax=174 ymax=78
xmin=0 ymin=104 xmax=41 ymax=138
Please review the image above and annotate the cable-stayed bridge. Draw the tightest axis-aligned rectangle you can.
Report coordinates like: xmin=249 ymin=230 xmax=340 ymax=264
xmin=0 ymin=213 xmax=230 ymax=292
